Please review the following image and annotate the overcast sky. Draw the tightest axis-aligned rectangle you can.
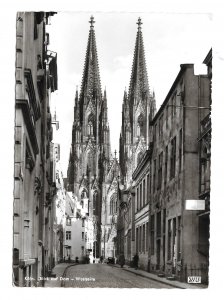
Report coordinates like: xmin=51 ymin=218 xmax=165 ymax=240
xmin=47 ymin=11 xmax=212 ymax=176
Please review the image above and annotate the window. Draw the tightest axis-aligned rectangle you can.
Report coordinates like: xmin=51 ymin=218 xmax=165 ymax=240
xmin=66 ymin=231 xmax=71 ymax=240
xmin=88 ymin=122 xmax=93 ymax=136
xmin=179 ymin=129 xmax=182 ymax=173
xmin=171 ymin=92 xmax=177 ymax=126
xmin=166 ymin=106 xmax=168 ymax=129
xmin=177 ymin=216 xmax=181 ymax=261
xmin=142 ymin=224 xmax=145 ymax=253
xmin=82 ymin=232 xmax=84 ymax=241
xmin=159 ymin=114 xmax=163 ymax=140
xmin=163 ymin=209 xmax=166 ymax=234
xmin=136 ymin=187 xmax=139 ymax=211
xmin=168 ymin=220 xmax=172 ymax=260
xmin=136 ymin=227 xmax=139 ymax=253
xmin=158 ymin=152 xmax=163 ymax=190
xmin=140 ymin=183 xmax=142 ymax=209
xmin=93 ymin=191 xmax=98 ymax=214
xmin=153 ymin=159 xmax=156 ymax=193
xmin=66 ymin=246 xmax=71 ymax=257
xmin=156 ymin=211 xmax=161 ymax=238
xmin=87 ymin=114 xmax=94 ymax=136
xmin=173 ymin=92 xmax=177 ymax=117
xmin=82 ymin=218 xmax=85 ymax=227
xmin=137 ymin=114 xmax=144 ymax=137
xmin=110 ymin=199 xmax=113 ymax=215
xmin=154 ymin=124 xmax=157 ymax=142
xmin=170 ymin=137 xmax=176 ymax=180
xmin=139 ymin=226 xmax=142 ymax=253
xmin=150 ymin=215 xmax=155 ymax=255
xmin=164 ymin=146 xmax=168 ymax=186
xmin=143 ymin=179 xmax=145 ymax=206
xmin=146 ymin=222 xmax=149 ymax=250
xmin=109 ymin=193 xmax=117 ymax=215
xmin=147 ymin=174 xmax=150 ymax=203
xmin=66 ymin=218 xmax=71 ymax=226
xmin=173 ymin=218 xmax=176 ymax=260
xmin=81 ymin=190 xmax=88 ymax=199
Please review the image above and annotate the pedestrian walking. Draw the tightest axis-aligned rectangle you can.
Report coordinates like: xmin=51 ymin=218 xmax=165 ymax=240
xmin=133 ymin=253 xmax=139 ymax=270
xmin=119 ymin=253 xmax=125 ymax=268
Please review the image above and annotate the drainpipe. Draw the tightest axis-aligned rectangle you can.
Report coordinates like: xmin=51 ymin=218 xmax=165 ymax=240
xmin=181 ymin=78 xmax=187 ymax=281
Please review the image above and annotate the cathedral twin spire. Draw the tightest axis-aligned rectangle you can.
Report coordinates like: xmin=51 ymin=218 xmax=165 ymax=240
xmin=69 ymin=16 xmax=156 ymax=189
xmin=79 ymin=16 xmax=102 ymax=113
xmin=119 ymin=17 xmax=156 ymax=185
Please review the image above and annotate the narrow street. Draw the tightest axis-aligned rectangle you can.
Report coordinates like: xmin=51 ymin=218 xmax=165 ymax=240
xmin=62 ymin=264 xmax=173 ymax=288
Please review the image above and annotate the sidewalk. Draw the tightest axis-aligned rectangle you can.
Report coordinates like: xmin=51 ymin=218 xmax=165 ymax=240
xmin=112 ymin=264 xmax=208 ymax=289
xmin=44 ymin=263 xmax=73 ymax=287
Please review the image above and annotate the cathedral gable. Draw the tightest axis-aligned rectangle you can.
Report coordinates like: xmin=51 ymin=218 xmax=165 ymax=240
xmin=91 ymin=177 xmax=99 ymax=190
xmin=108 ymin=177 xmax=118 ymax=194
xmin=79 ymin=176 xmax=88 ymax=190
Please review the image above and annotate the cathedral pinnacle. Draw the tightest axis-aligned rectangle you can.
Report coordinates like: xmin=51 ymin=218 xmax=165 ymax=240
xmin=89 ymin=16 xmax=95 ymax=29
xmin=137 ymin=17 xmax=143 ymax=30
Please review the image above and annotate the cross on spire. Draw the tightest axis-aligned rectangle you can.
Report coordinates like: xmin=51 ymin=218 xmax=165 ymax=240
xmin=137 ymin=17 xmax=143 ymax=30
xmin=89 ymin=16 xmax=95 ymax=28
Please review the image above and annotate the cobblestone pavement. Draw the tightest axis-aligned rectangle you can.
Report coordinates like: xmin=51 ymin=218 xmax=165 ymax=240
xmin=62 ymin=264 xmax=173 ymax=288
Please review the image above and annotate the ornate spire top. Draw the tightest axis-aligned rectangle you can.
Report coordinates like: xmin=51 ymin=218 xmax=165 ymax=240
xmin=89 ymin=16 xmax=95 ymax=29
xmin=128 ymin=17 xmax=149 ymax=107
xmin=79 ymin=16 xmax=102 ymax=114
xmin=137 ymin=17 xmax=143 ymax=30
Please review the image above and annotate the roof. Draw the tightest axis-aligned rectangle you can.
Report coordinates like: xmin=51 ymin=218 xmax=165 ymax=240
xmin=150 ymin=64 xmax=194 ymax=125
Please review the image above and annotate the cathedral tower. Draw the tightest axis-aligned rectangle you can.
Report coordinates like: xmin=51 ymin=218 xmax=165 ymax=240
xmin=119 ymin=18 xmax=156 ymax=187
xmin=67 ymin=17 xmax=111 ymax=260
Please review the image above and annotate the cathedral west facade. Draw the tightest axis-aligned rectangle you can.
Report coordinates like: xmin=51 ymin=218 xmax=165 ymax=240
xmin=66 ymin=17 xmax=119 ymax=261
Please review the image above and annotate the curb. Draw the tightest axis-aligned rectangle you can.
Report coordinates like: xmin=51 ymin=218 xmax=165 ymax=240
xmin=111 ymin=264 xmax=206 ymax=289
xmin=60 ymin=263 xmax=78 ymax=287
xmin=111 ymin=264 xmax=183 ymax=289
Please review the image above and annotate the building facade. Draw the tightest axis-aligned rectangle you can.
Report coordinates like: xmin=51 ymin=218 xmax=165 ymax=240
xmin=149 ymin=60 xmax=211 ymax=283
xmin=132 ymin=150 xmax=151 ymax=270
xmin=196 ymin=48 xmax=212 ymax=282
xmin=66 ymin=17 xmax=112 ymax=261
xmin=101 ymin=155 xmax=120 ymax=259
xmin=13 ymin=12 xmax=58 ymax=286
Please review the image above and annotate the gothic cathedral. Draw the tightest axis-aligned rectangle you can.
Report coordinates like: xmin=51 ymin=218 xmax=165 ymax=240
xmin=67 ymin=17 xmax=155 ymax=261
xmin=67 ymin=17 xmax=120 ymax=259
